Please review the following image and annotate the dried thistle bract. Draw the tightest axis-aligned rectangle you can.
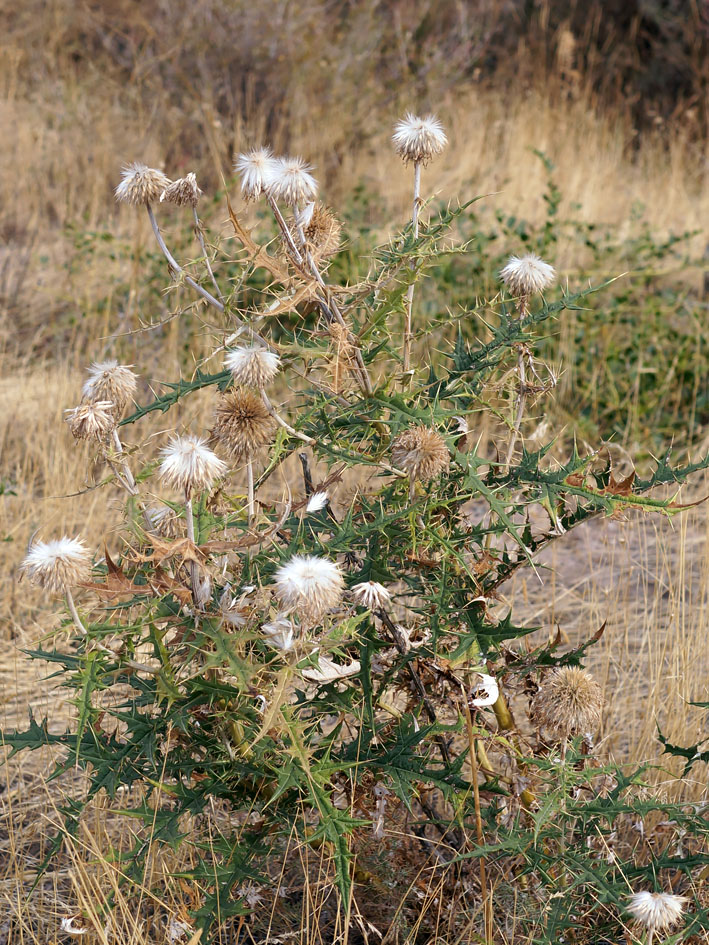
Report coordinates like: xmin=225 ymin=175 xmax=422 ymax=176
xmin=161 ymin=172 xmax=202 ymax=207
xmin=531 ymin=666 xmax=603 ymax=738
xmin=115 ymin=163 xmax=171 ymax=206
xmin=391 ymin=425 xmax=449 ymax=482
xmin=65 ymin=401 xmax=116 ymax=441
xmin=20 ymin=537 xmax=92 ymax=593
xmin=212 ymin=389 xmax=275 ymax=460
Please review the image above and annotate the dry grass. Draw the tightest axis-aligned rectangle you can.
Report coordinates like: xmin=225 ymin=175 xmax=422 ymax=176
xmin=2 ymin=6 xmax=709 ymax=941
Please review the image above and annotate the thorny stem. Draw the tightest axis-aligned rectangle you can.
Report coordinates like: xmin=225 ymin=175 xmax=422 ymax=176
xmin=260 ymin=390 xmax=315 ymax=446
xmin=192 ymin=206 xmax=222 ymax=300
xmin=109 ymin=429 xmax=137 ymax=495
xmin=504 ymin=344 xmax=528 ymax=470
xmin=246 ymin=459 xmax=255 ymax=523
xmin=65 ymin=588 xmax=158 ymax=674
xmin=403 ymin=160 xmax=421 ymax=377
xmin=462 ymin=692 xmax=492 ymax=943
xmin=184 ymin=494 xmax=202 ymax=609
xmin=269 ymin=198 xmax=373 ymax=396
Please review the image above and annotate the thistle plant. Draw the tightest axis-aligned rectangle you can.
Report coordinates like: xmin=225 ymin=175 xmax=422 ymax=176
xmin=7 ymin=126 xmax=709 ymax=945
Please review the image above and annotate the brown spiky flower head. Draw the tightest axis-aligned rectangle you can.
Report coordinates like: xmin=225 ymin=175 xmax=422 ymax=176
xmin=273 ymin=554 xmax=344 ymax=624
xmin=290 ymin=203 xmax=342 ymax=266
xmin=65 ymin=401 xmax=116 ymax=441
xmin=20 ymin=536 xmax=92 ymax=593
xmin=115 ymin=163 xmax=171 ymax=206
xmin=391 ymin=425 xmax=449 ymax=491
xmin=626 ymin=891 xmax=686 ymax=939
xmin=159 ymin=434 xmax=227 ymax=496
xmin=392 ymin=113 xmax=447 ymax=165
xmin=531 ymin=666 xmax=603 ymax=739
xmin=160 ymin=172 xmax=202 ymax=207
xmin=224 ymin=347 xmax=281 ymax=389
xmin=82 ymin=361 xmax=138 ymax=419
xmin=212 ymin=389 xmax=275 ymax=460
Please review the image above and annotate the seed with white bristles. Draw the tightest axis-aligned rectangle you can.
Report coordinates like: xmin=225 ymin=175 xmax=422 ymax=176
xmin=306 ymin=492 xmax=329 ymax=513
xmin=499 ymin=254 xmax=556 ymax=298
xmin=235 ymin=147 xmax=278 ymax=201
xmin=266 ymin=156 xmax=318 ymax=206
xmin=351 ymin=582 xmax=391 ymax=610
xmin=224 ymin=347 xmax=281 ymax=389
xmin=392 ymin=113 xmax=447 ymax=165
xmin=626 ymin=891 xmax=686 ymax=935
xmin=20 ymin=537 xmax=92 ymax=593
xmin=115 ymin=163 xmax=171 ymax=206
xmin=273 ymin=554 xmax=344 ymax=623
xmin=158 ymin=434 xmax=227 ymax=495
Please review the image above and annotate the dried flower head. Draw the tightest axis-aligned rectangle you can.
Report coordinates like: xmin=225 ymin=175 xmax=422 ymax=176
xmin=212 ymin=389 xmax=275 ymax=459
xmin=499 ymin=254 xmax=556 ymax=298
xmin=391 ymin=425 xmax=449 ymax=482
xmin=235 ymin=147 xmax=277 ymax=201
xmin=146 ymin=504 xmax=181 ymax=539
xmin=351 ymin=581 xmax=391 ymax=611
xmin=224 ymin=346 xmax=281 ymax=389
xmin=301 ymin=652 xmax=361 ymax=684
xmin=160 ymin=172 xmax=202 ymax=207
xmin=81 ymin=361 xmax=138 ymax=419
xmin=20 ymin=536 xmax=92 ymax=593
xmin=392 ymin=112 xmax=447 ymax=165
xmin=273 ymin=554 xmax=344 ymax=623
xmin=65 ymin=401 xmax=116 ymax=441
xmin=261 ymin=614 xmax=296 ymax=651
xmin=266 ymin=156 xmax=318 ymax=206
xmin=626 ymin=891 xmax=687 ymax=934
xmin=532 ymin=666 xmax=603 ymax=738
xmin=290 ymin=203 xmax=342 ymax=265
xmin=159 ymin=434 xmax=227 ymax=495
xmin=115 ymin=162 xmax=171 ymax=206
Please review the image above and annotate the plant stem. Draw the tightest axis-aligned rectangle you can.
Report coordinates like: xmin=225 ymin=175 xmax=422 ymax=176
xmin=192 ymin=206 xmax=222 ymax=300
xmin=462 ymin=691 xmax=492 ymax=943
xmin=109 ymin=429 xmax=137 ymax=494
xmin=184 ymin=493 xmax=202 ymax=607
xmin=403 ymin=160 xmax=421 ymax=376
xmin=65 ymin=588 xmax=157 ymax=674
xmin=260 ymin=390 xmax=315 ymax=445
xmin=504 ymin=344 xmax=527 ymax=469
xmin=246 ymin=459 xmax=255 ymax=523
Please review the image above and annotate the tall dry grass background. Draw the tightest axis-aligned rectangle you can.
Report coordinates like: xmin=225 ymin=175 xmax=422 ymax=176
xmin=1 ymin=2 xmax=709 ymax=942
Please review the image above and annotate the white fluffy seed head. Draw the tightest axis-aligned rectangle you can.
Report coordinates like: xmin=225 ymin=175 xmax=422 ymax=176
xmin=81 ymin=361 xmax=138 ymax=419
xmin=392 ymin=112 xmax=447 ymax=165
xmin=266 ymin=156 xmax=318 ymax=206
xmin=20 ymin=536 xmax=92 ymax=593
xmin=224 ymin=347 xmax=281 ymax=389
xmin=273 ymin=554 xmax=344 ymax=623
xmin=115 ymin=163 xmax=171 ymax=206
xmin=499 ymin=253 xmax=556 ymax=298
xmin=351 ymin=581 xmax=391 ymax=610
xmin=626 ymin=891 xmax=687 ymax=932
xmin=65 ymin=401 xmax=116 ymax=441
xmin=158 ymin=434 xmax=227 ymax=495
xmin=235 ymin=147 xmax=278 ymax=201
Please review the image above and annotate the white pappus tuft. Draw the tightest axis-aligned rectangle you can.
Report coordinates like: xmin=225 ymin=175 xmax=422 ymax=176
xmin=265 ymin=156 xmax=318 ymax=206
xmin=273 ymin=554 xmax=344 ymax=623
xmin=392 ymin=112 xmax=447 ymax=165
xmin=158 ymin=434 xmax=227 ymax=495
